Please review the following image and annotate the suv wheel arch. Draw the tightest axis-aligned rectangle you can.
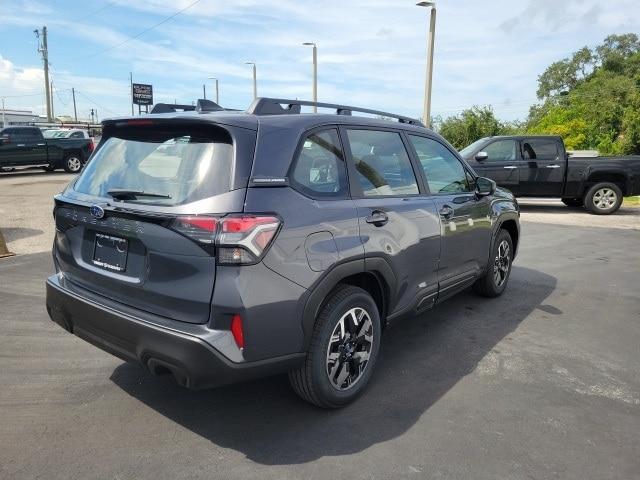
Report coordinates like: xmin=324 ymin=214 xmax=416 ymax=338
xmin=300 ymin=258 xmax=395 ymax=350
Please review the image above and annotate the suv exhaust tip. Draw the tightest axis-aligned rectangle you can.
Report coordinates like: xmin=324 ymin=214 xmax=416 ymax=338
xmin=146 ymin=357 xmax=190 ymax=388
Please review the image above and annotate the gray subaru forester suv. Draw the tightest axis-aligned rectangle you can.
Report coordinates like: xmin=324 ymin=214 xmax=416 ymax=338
xmin=46 ymin=98 xmax=520 ymax=408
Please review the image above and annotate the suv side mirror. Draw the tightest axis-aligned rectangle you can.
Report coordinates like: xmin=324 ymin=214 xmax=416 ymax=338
xmin=475 ymin=151 xmax=488 ymax=161
xmin=475 ymin=176 xmax=496 ymax=197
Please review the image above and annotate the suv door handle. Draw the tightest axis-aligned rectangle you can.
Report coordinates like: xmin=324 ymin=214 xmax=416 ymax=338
xmin=503 ymin=165 xmax=517 ymax=170
xmin=365 ymin=210 xmax=389 ymax=227
xmin=545 ymin=164 xmax=561 ymax=169
xmin=439 ymin=205 xmax=454 ymax=219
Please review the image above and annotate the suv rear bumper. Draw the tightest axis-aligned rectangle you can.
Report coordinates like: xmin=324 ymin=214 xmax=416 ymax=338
xmin=45 ymin=275 xmax=305 ymax=389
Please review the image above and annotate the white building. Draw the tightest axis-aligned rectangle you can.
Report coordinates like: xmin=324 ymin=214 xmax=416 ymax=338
xmin=0 ymin=109 xmax=43 ymax=128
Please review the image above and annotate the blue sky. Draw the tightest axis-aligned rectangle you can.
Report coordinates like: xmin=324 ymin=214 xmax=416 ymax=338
xmin=0 ymin=0 xmax=639 ymax=122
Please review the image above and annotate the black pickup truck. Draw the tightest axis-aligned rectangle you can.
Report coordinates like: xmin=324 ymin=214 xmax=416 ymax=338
xmin=0 ymin=126 xmax=94 ymax=173
xmin=460 ymin=135 xmax=640 ymax=214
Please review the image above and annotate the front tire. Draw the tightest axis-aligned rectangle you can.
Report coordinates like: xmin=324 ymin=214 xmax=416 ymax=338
xmin=289 ymin=285 xmax=381 ymax=408
xmin=584 ymin=182 xmax=623 ymax=215
xmin=63 ymin=153 xmax=83 ymax=173
xmin=473 ymin=229 xmax=513 ymax=298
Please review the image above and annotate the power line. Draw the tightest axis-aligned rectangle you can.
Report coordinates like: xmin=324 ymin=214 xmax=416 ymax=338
xmin=82 ymin=0 xmax=202 ymax=59
xmin=75 ymin=90 xmax=119 ymax=115
xmin=74 ymin=0 xmax=118 ymax=23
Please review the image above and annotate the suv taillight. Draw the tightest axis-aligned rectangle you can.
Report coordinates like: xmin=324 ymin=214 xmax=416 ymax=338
xmin=217 ymin=215 xmax=280 ymax=265
xmin=170 ymin=215 xmax=280 ymax=265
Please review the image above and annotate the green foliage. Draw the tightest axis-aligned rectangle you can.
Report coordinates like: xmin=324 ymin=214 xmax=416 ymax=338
xmin=527 ymin=34 xmax=640 ymax=154
xmin=536 ymin=46 xmax=596 ymax=99
xmin=434 ymin=106 xmax=522 ymax=150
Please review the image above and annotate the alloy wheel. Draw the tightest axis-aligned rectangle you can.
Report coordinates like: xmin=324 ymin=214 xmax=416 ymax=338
xmin=67 ymin=157 xmax=82 ymax=173
xmin=593 ymin=187 xmax=617 ymax=210
xmin=493 ymin=240 xmax=510 ymax=288
xmin=325 ymin=307 xmax=374 ymax=391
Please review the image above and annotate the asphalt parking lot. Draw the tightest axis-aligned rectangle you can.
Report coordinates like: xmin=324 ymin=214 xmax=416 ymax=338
xmin=1 ymin=170 xmax=639 ymax=479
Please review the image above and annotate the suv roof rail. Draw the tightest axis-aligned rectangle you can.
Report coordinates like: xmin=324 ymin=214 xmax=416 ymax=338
xmin=246 ymin=97 xmax=424 ymax=126
xmin=150 ymin=99 xmax=226 ymax=114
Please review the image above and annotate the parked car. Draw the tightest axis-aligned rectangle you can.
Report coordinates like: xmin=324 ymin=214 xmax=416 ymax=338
xmin=0 ymin=126 xmax=94 ymax=173
xmin=460 ymin=135 xmax=640 ymax=214
xmin=46 ymin=98 xmax=520 ymax=408
xmin=43 ymin=128 xmax=92 ymax=140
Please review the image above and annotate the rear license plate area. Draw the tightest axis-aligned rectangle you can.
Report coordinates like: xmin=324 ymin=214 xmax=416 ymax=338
xmin=93 ymin=233 xmax=128 ymax=272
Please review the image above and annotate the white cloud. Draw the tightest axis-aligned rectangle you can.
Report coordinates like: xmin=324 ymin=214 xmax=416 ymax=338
xmin=1 ymin=0 xmax=639 ymax=121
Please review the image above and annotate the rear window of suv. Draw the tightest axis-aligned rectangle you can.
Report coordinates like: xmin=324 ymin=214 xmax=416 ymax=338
xmin=73 ymin=124 xmax=233 ymax=205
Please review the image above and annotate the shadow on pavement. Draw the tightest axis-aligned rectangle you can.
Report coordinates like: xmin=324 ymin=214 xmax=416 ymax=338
xmin=0 ymin=227 xmax=44 ymax=242
xmin=518 ymin=202 xmax=639 ymax=216
xmin=0 ymin=169 xmax=71 ymax=179
xmin=111 ymin=265 xmax=556 ymax=465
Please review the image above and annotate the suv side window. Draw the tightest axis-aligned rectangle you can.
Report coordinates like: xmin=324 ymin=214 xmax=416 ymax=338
xmin=408 ymin=135 xmax=473 ymax=194
xmin=522 ymin=139 xmax=558 ymax=160
xmin=291 ymin=128 xmax=348 ymax=198
xmin=346 ymin=129 xmax=418 ymax=197
xmin=483 ymin=139 xmax=517 ymax=162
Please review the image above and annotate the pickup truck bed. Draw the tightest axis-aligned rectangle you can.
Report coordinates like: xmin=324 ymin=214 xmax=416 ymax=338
xmin=0 ymin=126 xmax=94 ymax=173
xmin=460 ymin=135 xmax=640 ymax=214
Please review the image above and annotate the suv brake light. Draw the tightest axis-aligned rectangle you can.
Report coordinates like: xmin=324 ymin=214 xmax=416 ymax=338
xmin=217 ymin=215 xmax=280 ymax=265
xmin=169 ymin=215 xmax=280 ymax=264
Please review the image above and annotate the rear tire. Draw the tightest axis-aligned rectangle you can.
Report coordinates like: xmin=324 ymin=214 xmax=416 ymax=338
xmin=63 ymin=153 xmax=83 ymax=173
xmin=584 ymin=182 xmax=623 ymax=215
xmin=289 ymin=285 xmax=381 ymax=408
xmin=473 ymin=229 xmax=513 ymax=298
xmin=561 ymin=198 xmax=583 ymax=207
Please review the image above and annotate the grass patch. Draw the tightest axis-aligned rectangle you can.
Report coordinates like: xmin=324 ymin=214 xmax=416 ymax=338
xmin=623 ymin=196 xmax=640 ymax=207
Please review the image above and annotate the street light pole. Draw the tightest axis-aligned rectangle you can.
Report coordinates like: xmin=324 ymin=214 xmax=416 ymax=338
xmin=245 ymin=62 xmax=257 ymax=100
xmin=417 ymin=2 xmax=436 ymax=128
xmin=208 ymin=77 xmax=219 ymax=104
xmin=1 ymin=98 xmax=5 ymax=129
xmin=302 ymin=42 xmax=318 ymax=112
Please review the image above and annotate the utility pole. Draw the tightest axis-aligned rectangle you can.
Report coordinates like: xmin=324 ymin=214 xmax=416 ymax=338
xmin=208 ymin=77 xmax=219 ymax=104
xmin=34 ymin=26 xmax=52 ymax=122
xmin=50 ymin=80 xmax=54 ymax=120
xmin=1 ymin=98 xmax=5 ymax=129
xmin=203 ymin=84 xmax=206 ymax=99
xmin=90 ymin=109 xmax=95 ymax=123
xmin=72 ymin=88 xmax=78 ymax=122
xmin=130 ymin=72 xmax=134 ymax=115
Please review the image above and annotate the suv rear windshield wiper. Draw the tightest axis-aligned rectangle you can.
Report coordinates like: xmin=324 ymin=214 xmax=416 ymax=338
xmin=107 ymin=189 xmax=172 ymax=201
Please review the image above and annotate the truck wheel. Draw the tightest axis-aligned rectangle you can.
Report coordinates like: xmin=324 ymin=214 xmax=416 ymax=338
xmin=584 ymin=182 xmax=623 ymax=215
xmin=473 ymin=229 xmax=513 ymax=298
xmin=561 ymin=198 xmax=583 ymax=207
xmin=64 ymin=154 xmax=83 ymax=173
xmin=288 ymin=285 xmax=381 ymax=408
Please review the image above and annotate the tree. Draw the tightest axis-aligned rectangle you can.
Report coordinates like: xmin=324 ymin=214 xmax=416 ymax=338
xmin=435 ymin=106 xmax=520 ymax=150
xmin=536 ymin=47 xmax=596 ymax=100
xmin=528 ymin=34 xmax=640 ymax=154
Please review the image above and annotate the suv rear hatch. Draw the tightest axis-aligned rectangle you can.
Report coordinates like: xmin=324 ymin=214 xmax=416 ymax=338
xmin=53 ymin=119 xmax=256 ymax=324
